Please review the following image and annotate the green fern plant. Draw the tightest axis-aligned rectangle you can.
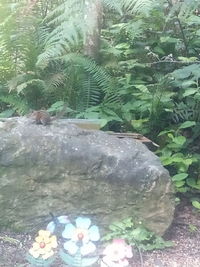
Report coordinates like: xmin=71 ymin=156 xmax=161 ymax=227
xmin=0 ymin=93 xmax=29 ymax=115
xmin=36 ymin=0 xmax=156 ymax=67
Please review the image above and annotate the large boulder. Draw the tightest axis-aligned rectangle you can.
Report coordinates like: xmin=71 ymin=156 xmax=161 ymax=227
xmin=0 ymin=117 xmax=175 ymax=235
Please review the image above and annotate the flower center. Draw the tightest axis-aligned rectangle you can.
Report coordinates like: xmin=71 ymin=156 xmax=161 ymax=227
xmin=40 ymin=242 xmax=46 ymax=248
xmin=77 ymin=232 xmax=84 ymax=240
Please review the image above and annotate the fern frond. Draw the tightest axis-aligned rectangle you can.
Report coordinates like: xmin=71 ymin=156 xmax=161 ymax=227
xmin=62 ymin=53 xmax=120 ymax=105
xmin=172 ymin=92 xmax=200 ymax=123
xmin=77 ymin=75 xmax=100 ymax=110
xmin=8 ymin=74 xmax=46 ymax=93
xmin=0 ymin=94 xmax=29 ymax=115
xmin=44 ymin=0 xmax=84 ymax=23
xmin=120 ymin=0 xmax=156 ymax=15
xmin=8 ymin=74 xmax=28 ymax=91
xmin=36 ymin=44 xmax=68 ymax=69
xmin=102 ymin=0 xmax=122 ymax=14
xmin=46 ymin=73 xmax=66 ymax=89
xmin=16 ymin=79 xmax=46 ymax=94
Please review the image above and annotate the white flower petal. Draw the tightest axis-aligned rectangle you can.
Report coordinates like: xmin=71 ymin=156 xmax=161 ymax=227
xmin=88 ymin=225 xmax=100 ymax=241
xmin=58 ymin=215 xmax=69 ymax=224
xmin=46 ymin=221 xmax=55 ymax=233
xmin=76 ymin=217 xmax=91 ymax=229
xmin=62 ymin=223 xmax=75 ymax=239
xmin=63 ymin=240 xmax=78 ymax=255
xmin=125 ymin=245 xmax=133 ymax=258
xmin=80 ymin=241 xmax=96 ymax=256
xmin=103 ymin=243 xmax=123 ymax=261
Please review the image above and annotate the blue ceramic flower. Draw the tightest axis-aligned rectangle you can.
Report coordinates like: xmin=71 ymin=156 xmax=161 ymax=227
xmin=62 ymin=217 xmax=100 ymax=256
xmin=46 ymin=215 xmax=69 ymax=233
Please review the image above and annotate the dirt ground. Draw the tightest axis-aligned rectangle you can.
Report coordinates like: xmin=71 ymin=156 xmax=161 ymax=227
xmin=0 ymin=199 xmax=199 ymax=267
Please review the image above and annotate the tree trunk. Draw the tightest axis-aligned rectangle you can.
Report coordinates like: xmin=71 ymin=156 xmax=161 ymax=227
xmin=84 ymin=0 xmax=103 ymax=62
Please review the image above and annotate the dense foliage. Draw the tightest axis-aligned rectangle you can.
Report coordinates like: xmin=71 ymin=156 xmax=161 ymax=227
xmin=0 ymin=0 xmax=200 ymax=204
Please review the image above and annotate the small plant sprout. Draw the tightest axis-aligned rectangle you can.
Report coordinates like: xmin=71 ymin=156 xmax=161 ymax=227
xmin=101 ymin=239 xmax=133 ymax=267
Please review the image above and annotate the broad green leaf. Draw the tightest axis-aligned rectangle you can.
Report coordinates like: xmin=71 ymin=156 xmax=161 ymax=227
xmin=172 ymin=173 xmax=188 ymax=181
xmin=131 ymin=119 xmax=148 ymax=129
xmin=192 ymin=200 xmax=200 ymax=209
xmin=171 ymin=153 xmax=184 ymax=158
xmin=172 ymin=64 xmax=200 ymax=79
xmin=173 ymin=136 xmax=186 ymax=145
xmin=178 ymin=121 xmax=196 ymax=129
xmin=161 ymin=157 xmax=173 ymax=165
xmin=158 ymin=130 xmax=174 ymax=137
xmin=102 ymin=108 xmax=123 ymax=122
xmin=170 ymin=157 xmax=184 ymax=163
xmin=160 ymin=36 xmax=179 ymax=43
xmin=187 ymin=178 xmax=200 ymax=190
xmin=153 ymin=46 xmax=165 ymax=55
xmin=179 ymin=166 xmax=188 ymax=173
xmin=184 ymin=159 xmax=193 ymax=166
xmin=181 ymin=80 xmax=196 ymax=88
xmin=159 ymin=148 xmax=172 ymax=157
xmin=175 ymin=181 xmax=185 ymax=187
xmin=167 ymin=133 xmax=175 ymax=140
xmin=167 ymin=143 xmax=183 ymax=149
xmin=178 ymin=56 xmax=198 ymax=62
xmin=177 ymin=187 xmax=188 ymax=193
xmin=183 ymin=89 xmax=197 ymax=97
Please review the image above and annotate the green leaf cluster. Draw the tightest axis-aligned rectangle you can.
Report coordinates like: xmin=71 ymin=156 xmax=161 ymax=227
xmin=102 ymin=218 xmax=173 ymax=251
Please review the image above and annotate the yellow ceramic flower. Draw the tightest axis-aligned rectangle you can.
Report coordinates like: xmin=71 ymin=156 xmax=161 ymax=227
xmin=29 ymin=230 xmax=58 ymax=260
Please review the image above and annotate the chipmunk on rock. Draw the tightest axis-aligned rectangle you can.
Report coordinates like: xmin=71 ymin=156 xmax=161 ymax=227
xmin=29 ymin=104 xmax=67 ymax=125
xmin=31 ymin=110 xmax=51 ymax=125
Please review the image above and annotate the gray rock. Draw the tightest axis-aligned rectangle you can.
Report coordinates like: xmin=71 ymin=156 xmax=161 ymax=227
xmin=0 ymin=117 xmax=175 ymax=235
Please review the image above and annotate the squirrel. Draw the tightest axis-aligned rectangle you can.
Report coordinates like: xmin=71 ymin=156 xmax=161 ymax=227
xmin=29 ymin=104 xmax=67 ymax=125
xmin=31 ymin=110 xmax=51 ymax=125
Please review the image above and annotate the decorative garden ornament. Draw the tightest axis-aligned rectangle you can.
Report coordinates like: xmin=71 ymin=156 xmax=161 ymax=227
xmin=60 ymin=217 xmax=100 ymax=266
xmin=101 ymin=239 xmax=133 ymax=267
xmin=27 ymin=230 xmax=57 ymax=266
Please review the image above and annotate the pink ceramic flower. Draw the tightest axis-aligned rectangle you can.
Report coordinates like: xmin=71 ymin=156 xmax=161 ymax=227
xmin=101 ymin=239 xmax=133 ymax=267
